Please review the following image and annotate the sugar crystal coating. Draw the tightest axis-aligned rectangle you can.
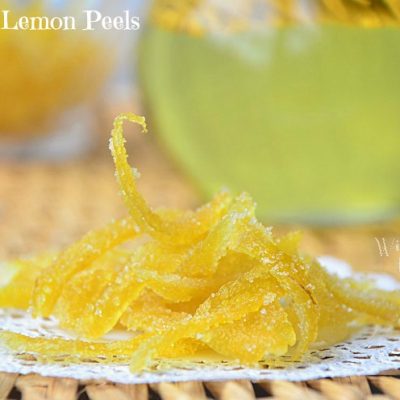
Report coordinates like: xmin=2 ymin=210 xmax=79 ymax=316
xmin=1 ymin=113 xmax=400 ymax=371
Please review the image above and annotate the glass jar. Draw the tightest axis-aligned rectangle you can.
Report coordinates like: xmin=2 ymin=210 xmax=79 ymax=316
xmin=138 ymin=0 xmax=400 ymax=224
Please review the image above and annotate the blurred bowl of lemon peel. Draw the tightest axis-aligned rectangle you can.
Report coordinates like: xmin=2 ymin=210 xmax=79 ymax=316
xmin=0 ymin=0 xmax=126 ymax=160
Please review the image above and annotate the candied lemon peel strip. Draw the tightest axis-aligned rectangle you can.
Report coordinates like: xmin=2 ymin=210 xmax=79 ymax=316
xmin=1 ymin=112 xmax=400 ymax=372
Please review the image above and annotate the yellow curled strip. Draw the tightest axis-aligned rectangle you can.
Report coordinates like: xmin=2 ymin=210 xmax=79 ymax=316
xmin=1 ymin=112 xmax=400 ymax=372
xmin=110 ymin=113 xmax=233 ymax=246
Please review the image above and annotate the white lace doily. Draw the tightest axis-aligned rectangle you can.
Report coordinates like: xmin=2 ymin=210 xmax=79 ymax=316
xmin=0 ymin=257 xmax=399 ymax=383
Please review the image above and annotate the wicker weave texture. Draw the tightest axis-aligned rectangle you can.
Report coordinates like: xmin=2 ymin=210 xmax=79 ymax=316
xmin=2 ymin=373 xmax=400 ymax=399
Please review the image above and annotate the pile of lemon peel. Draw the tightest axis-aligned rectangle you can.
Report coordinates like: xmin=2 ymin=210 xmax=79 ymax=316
xmin=1 ymin=112 xmax=400 ymax=372
xmin=0 ymin=1 xmax=110 ymax=135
